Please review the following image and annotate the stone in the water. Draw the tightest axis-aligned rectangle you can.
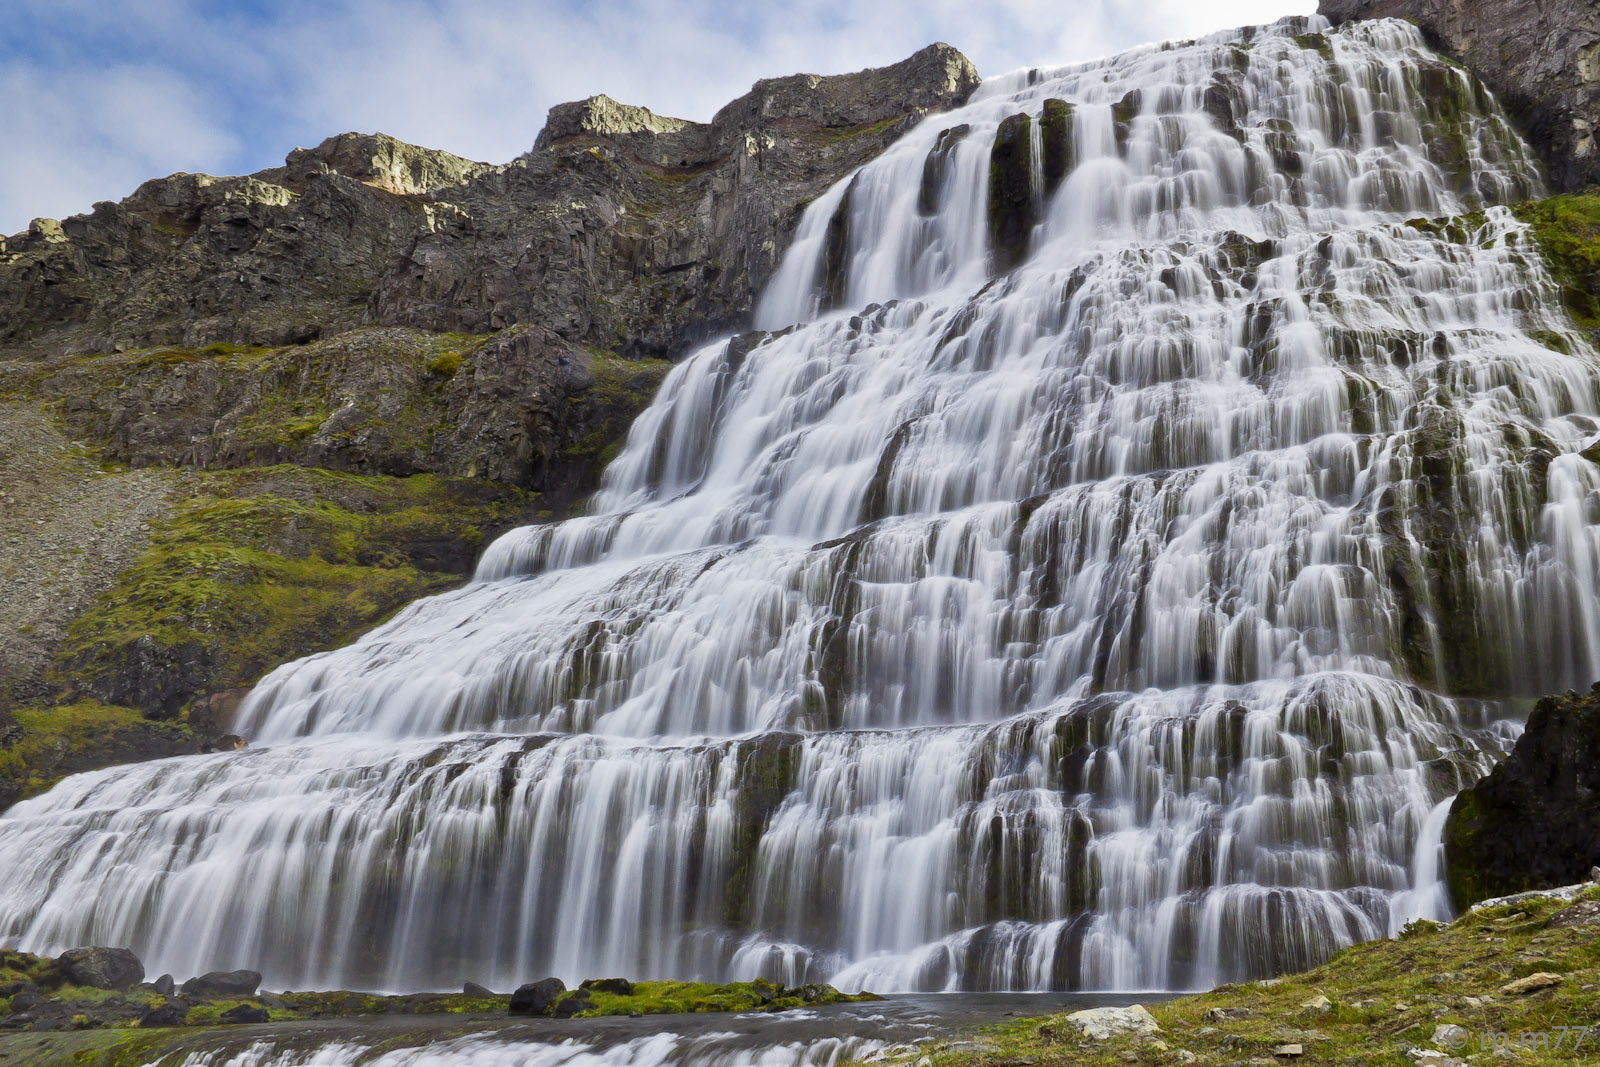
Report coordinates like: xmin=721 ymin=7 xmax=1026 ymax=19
xmin=463 ymin=981 xmax=494 ymax=996
xmin=138 ymin=1002 xmax=189 ymax=1028
xmin=57 ymin=946 xmax=143 ymax=991
xmin=1065 ymin=1005 xmax=1161 ymax=1040
xmin=181 ymin=969 xmax=261 ymax=997
xmin=579 ymin=977 xmax=633 ymax=996
xmin=508 ymin=977 xmax=566 ymax=1015
xmin=219 ymin=1003 xmax=269 ymax=1024
xmin=1500 ymin=972 xmax=1563 ymax=995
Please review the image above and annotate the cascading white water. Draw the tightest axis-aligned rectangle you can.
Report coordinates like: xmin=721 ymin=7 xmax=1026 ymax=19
xmin=2 ymin=14 xmax=1597 ymax=993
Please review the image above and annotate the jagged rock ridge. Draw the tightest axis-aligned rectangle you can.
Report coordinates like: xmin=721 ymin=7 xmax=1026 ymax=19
xmin=1320 ymin=0 xmax=1600 ymax=192
xmin=0 ymin=44 xmax=980 ymax=361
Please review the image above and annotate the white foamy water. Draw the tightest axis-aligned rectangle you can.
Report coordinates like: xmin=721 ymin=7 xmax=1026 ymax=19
xmin=3 ymin=15 xmax=1595 ymax=994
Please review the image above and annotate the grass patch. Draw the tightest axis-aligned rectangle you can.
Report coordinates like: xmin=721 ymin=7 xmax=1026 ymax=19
xmin=50 ymin=465 xmax=535 ymax=718
xmin=885 ymin=886 xmax=1600 ymax=1067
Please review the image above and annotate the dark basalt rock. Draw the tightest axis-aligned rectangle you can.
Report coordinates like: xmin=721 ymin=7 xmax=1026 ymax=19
xmin=462 ymin=981 xmax=494 ymax=996
xmin=138 ymin=1001 xmax=189 ymax=1028
xmin=919 ymin=123 xmax=972 ymax=215
xmin=508 ymin=977 xmax=566 ymax=1015
xmin=151 ymin=974 xmax=176 ymax=996
xmin=579 ymin=977 xmax=633 ymax=995
xmin=56 ymin=946 xmax=144 ymax=991
xmin=0 ymin=45 xmax=978 ymax=361
xmin=180 ymin=969 xmax=262 ymax=997
xmin=1444 ymin=687 xmax=1600 ymax=906
xmin=818 ymin=176 xmax=860 ymax=313
xmin=1039 ymin=100 xmax=1075 ymax=195
xmin=1111 ymin=89 xmax=1142 ymax=155
xmin=551 ymin=989 xmax=594 ymax=1018
xmin=219 ymin=1003 xmax=270 ymax=1024
xmin=988 ymin=113 xmax=1037 ymax=273
xmin=1319 ymin=0 xmax=1600 ymax=192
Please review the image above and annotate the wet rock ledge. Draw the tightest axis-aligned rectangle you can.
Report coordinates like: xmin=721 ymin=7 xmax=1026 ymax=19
xmin=0 ymin=946 xmax=870 ymax=1033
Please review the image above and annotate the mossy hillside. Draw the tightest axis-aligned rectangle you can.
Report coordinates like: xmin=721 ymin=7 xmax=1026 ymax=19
xmin=1513 ymin=195 xmax=1600 ymax=338
xmin=868 ymin=888 xmax=1600 ymax=1067
xmin=50 ymin=466 xmax=535 ymax=720
xmin=0 ymin=701 xmax=192 ymax=803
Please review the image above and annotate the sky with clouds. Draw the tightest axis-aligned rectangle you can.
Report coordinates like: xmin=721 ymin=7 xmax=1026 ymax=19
xmin=0 ymin=0 xmax=1317 ymax=236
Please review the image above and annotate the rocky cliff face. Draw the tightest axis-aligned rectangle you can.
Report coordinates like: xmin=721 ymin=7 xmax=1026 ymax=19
xmin=0 ymin=45 xmax=980 ymax=807
xmin=1444 ymin=688 xmax=1600 ymax=907
xmin=1319 ymin=0 xmax=1600 ymax=192
xmin=0 ymin=44 xmax=978 ymax=362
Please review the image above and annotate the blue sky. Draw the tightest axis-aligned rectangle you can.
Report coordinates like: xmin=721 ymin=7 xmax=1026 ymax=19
xmin=0 ymin=0 xmax=1314 ymax=236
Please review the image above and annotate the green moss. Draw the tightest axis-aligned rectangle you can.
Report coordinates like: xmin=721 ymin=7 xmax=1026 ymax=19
xmin=49 ymin=466 xmax=534 ymax=718
xmin=810 ymin=115 xmax=905 ymax=148
xmin=427 ymin=351 xmax=463 ymax=378
xmin=1292 ymin=33 xmax=1333 ymax=60
xmin=0 ymin=701 xmax=190 ymax=802
xmin=898 ymin=886 xmax=1600 ymax=1067
xmin=1514 ymin=195 xmax=1600 ymax=336
xmin=576 ymin=979 xmax=870 ymax=1017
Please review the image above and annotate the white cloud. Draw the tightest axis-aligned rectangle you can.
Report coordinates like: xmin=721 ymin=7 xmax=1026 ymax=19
xmin=0 ymin=63 xmax=238 ymax=236
xmin=0 ymin=0 xmax=1316 ymax=235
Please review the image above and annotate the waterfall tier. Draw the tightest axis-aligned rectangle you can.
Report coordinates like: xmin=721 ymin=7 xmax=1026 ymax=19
xmin=2 ymin=15 xmax=1595 ymax=993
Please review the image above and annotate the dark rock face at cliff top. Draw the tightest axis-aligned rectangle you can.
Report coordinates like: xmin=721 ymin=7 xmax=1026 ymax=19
xmin=0 ymin=44 xmax=979 ymax=362
xmin=1444 ymin=687 xmax=1600 ymax=907
xmin=1320 ymin=0 xmax=1600 ymax=192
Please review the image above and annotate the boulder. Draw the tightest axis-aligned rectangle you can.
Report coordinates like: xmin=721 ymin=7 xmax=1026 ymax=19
xmin=1444 ymin=689 xmax=1600 ymax=905
xmin=551 ymin=990 xmax=594 ymax=1018
xmin=1064 ymin=1004 xmax=1161 ymax=1040
xmin=180 ymin=969 xmax=262 ymax=997
xmin=508 ymin=977 xmax=566 ymax=1016
xmin=151 ymin=974 xmax=175 ymax=996
xmin=1499 ymin=972 xmax=1563 ymax=995
xmin=578 ymin=977 xmax=633 ymax=996
xmin=57 ymin=946 xmax=143 ymax=990
xmin=138 ymin=1002 xmax=189 ymax=1027
xmin=219 ymin=1003 xmax=270 ymax=1024
xmin=462 ymin=981 xmax=495 ymax=996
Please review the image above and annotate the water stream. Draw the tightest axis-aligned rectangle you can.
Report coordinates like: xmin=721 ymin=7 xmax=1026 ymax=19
xmin=3 ymin=14 xmax=1598 ymax=995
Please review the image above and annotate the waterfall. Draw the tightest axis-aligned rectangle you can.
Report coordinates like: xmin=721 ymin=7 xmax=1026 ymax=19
xmin=2 ymin=14 xmax=1596 ymax=994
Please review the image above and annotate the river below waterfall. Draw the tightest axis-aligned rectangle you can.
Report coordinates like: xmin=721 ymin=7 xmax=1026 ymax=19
xmin=138 ymin=994 xmax=1175 ymax=1067
xmin=3 ymin=12 xmax=1598 ymax=995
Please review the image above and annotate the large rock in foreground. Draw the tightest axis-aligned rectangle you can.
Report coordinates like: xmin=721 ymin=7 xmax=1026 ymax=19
xmin=1444 ymin=688 xmax=1600 ymax=906
xmin=1320 ymin=0 xmax=1600 ymax=192
xmin=56 ymin=946 xmax=143 ymax=991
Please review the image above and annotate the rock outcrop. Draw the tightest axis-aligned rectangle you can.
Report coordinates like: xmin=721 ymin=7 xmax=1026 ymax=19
xmin=1319 ymin=0 xmax=1600 ymax=192
xmin=1443 ymin=687 xmax=1600 ymax=907
xmin=0 ymin=44 xmax=978 ymax=361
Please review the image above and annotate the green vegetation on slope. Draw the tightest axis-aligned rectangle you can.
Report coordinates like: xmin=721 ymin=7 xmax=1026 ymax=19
xmin=882 ymin=887 xmax=1600 ymax=1067
xmin=54 ymin=465 xmax=535 ymax=718
xmin=1514 ymin=195 xmax=1600 ymax=337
